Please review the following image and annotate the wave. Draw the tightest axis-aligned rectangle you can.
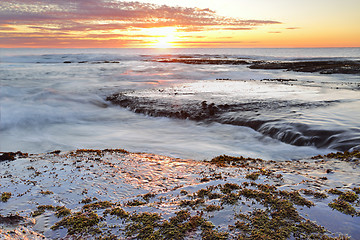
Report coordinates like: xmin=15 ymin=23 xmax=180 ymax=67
xmin=106 ymin=82 xmax=360 ymax=151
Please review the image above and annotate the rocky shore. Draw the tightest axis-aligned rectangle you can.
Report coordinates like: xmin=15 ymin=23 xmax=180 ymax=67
xmin=1 ymin=149 xmax=359 ymax=239
xmin=153 ymin=57 xmax=360 ymax=75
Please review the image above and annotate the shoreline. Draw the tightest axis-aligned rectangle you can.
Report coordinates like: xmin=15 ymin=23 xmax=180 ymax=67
xmin=1 ymin=149 xmax=359 ymax=239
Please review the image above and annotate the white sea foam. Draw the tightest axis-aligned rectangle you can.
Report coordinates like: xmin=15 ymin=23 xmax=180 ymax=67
xmin=1 ymin=48 xmax=359 ymax=160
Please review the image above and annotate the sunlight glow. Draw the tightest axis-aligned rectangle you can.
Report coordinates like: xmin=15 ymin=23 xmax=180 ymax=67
xmin=149 ymin=27 xmax=177 ymax=48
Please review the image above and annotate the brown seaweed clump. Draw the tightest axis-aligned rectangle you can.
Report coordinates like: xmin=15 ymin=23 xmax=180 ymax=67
xmin=311 ymin=150 xmax=360 ymax=161
xmin=1 ymin=192 xmax=11 ymax=202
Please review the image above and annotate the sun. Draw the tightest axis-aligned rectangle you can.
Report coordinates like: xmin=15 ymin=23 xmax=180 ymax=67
xmin=149 ymin=27 xmax=177 ymax=48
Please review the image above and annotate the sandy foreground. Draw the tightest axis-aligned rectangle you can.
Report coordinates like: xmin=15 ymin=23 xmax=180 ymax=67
xmin=0 ymin=149 xmax=359 ymax=239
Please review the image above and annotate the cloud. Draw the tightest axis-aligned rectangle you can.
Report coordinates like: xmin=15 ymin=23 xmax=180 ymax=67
xmin=0 ymin=0 xmax=281 ymax=47
xmin=286 ymin=27 xmax=300 ymax=30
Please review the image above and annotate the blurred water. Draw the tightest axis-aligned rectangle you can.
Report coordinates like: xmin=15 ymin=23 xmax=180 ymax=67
xmin=1 ymin=48 xmax=359 ymax=160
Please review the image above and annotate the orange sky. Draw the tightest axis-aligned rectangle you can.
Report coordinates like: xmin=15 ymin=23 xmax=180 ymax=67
xmin=1 ymin=0 xmax=359 ymax=48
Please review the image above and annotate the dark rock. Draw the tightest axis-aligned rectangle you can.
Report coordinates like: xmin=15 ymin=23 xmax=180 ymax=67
xmin=0 ymin=151 xmax=28 ymax=162
xmin=0 ymin=214 xmax=25 ymax=225
xmin=249 ymin=61 xmax=360 ymax=74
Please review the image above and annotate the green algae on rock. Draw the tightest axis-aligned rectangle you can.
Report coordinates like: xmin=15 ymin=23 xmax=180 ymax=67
xmin=328 ymin=199 xmax=358 ymax=216
xmin=1 ymin=192 xmax=11 ymax=202
xmin=1 ymin=149 xmax=359 ymax=239
xmin=104 ymin=207 xmax=129 ymax=219
xmin=83 ymin=201 xmax=113 ymax=210
xmin=51 ymin=211 xmax=101 ymax=235
xmin=311 ymin=150 xmax=360 ymax=161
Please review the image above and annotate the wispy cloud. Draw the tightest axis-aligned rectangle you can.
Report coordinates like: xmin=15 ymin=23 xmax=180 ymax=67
xmin=0 ymin=0 xmax=281 ymax=47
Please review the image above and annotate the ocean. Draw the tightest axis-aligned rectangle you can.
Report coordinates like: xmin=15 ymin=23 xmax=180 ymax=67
xmin=1 ymin=48 xmax=359 ymax=160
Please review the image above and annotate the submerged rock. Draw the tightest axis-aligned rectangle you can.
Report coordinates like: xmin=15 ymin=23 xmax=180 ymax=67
xmin=153 ymin=57 xmax=360 ymax=75
xmin=249 ymin=60 xmax=360 ymax=74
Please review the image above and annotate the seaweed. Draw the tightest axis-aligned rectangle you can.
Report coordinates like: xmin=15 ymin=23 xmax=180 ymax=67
xmin=104 ymin=207 xmax=129 ymax=219
xmin=301 ymin=189 xmax=328 ymax=199
xmin=328 ymin=188 xmax=343 ymax=195
xmin=1 ymin=192 xmax=11 ymax=202
xmin=126 ymin=199 xmax=147 ymax=207
xmin=220 ymin=183 xmax=241 ymax=194
xmin=142 ymin=192 xmax=156 ymax=202
xmin=204 ymin=204 xmax=223 ymax=212
xmin=83 ymin=201 xmax=113 ymax=210
xmin=209 ymin=155 xmax=263 ymax=167
xmin=51 ymin=211 xmax=101 ymax=235
xmin=55 ymin=206 xmax=71 ymax=217
xmin=180 ymin=199 xmax=205 ymax=209
xmin=311 ymin=150 xmax=360 ymax=161
xmin=245 ymin=172 xmax=260 ymax=181
xmin=328 ymin=199 xmax=358 ymax=216
xmin=40 ymin=190 xmax=53 ymax=195
xmin=32 ymin=205 xmax=56 ymax=217
xmin=338 ymin=191 xmax=359 ymax=203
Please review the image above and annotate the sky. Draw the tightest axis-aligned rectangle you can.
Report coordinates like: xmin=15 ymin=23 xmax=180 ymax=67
xmin=0 ymin=0 xmax=359 ymax=48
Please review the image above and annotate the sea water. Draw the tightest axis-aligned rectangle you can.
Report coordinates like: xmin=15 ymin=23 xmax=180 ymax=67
xmin=1 ymin=48 xmax=359 ymax=160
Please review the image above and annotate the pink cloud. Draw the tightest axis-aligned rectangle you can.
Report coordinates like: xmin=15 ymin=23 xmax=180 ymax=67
xmin=0 ymin=0 xmax=281 ymax=47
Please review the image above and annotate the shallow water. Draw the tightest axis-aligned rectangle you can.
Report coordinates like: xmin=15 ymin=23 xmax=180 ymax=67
xmin=1 ymin=48 xmax=359 ymax=160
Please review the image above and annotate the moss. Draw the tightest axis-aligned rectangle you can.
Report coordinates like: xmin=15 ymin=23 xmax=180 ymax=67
xmin=245 ymin=172 xmax=260 ymax=181
xmin=51 ymin=211 xmax=101 ymax=235
xmin=204 ymin=204 xmax=223 ymax=212
xmin=1 ymin=192 xmax=11 ymax=202
xmin=353 ymin=187 xmax=360 ymax=194
xmin=40 ymin=190 xmax=53 ymax=195
xmin=104 ymin=207 xmax=129 ymax=219
xmin=83 ymin=201 xmax=113 ymax=210
xmin=55 ymin=206 xmax=71 ymax=218
xmin=126 ymin=199 xmax=147 ymax=207
xmin=338 ymin=191 xmax=359 ymax=203
xmin=328 ymin=199 xmax=357 ymax=216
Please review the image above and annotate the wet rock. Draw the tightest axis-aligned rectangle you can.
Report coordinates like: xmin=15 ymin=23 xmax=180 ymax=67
xmin=0 ymin=214 xmax=26 ymax=225
xmin=106 ymin=92 xmax=359 ymax=151
xmin=0 ymin=152 xmax=28 ymax=162
xmin=154 ymin=57 xmax=360 ymax=75
xmin=249 ymin=61 xmax=360 ymax=74
xmin=155 ymin=58 xmax=250 ymax=65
